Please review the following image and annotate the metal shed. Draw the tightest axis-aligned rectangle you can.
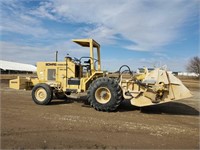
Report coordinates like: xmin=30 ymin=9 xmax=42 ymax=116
xmin=0 ymin=60 xmax=36 ymax=74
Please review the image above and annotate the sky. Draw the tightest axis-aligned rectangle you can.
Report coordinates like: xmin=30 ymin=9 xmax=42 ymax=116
xmin=0 ymin=0 xmax=199 ymax=72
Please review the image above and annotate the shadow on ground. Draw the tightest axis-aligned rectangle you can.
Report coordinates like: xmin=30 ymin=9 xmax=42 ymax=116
xmin=49 ymin=95 xmax=87 ymax=105
xmin=49 ymin=96 xmax=199 ymax=116
xmin=49 ymin=99 xmax=74 ymax=105
xmin=140 ymin=102 xmax=199 ymax=116
xmin=118 ymin=100 xmax=199 ymax=116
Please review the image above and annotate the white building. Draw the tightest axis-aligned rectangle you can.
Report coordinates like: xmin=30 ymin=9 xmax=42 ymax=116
xmin=178 ymin=72 xmax=198 ymax=77
xmin=0 ymin=60 xmax=36 ymax=74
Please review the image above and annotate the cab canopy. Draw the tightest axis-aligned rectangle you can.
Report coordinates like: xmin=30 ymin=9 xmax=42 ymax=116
xmin=73 ymin=39 xmax=100 ymax=48
xmin=72 ymin=38 xmax=101 ymax=71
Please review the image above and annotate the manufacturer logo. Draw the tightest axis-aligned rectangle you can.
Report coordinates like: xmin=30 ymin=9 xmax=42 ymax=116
xmin=46 ymin=63 xmax=56 ymax=66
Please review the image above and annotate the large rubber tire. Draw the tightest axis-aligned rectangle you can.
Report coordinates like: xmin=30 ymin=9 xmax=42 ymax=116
xmin=55 ymin=92 xmax=66 ymax=99
xmin=87 ymin=77 xmax=123 ymax=111
xmin=32 ymin=83 xmax=53 ymax=105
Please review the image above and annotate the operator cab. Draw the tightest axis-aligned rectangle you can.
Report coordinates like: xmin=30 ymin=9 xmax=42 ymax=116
xmin=64 ymin=39 xmax=101 ymax=92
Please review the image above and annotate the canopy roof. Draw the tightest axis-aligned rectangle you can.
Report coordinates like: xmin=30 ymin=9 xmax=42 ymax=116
xmin=73 ymin=39 xmax=100 ymax=48
xmin=0 ymin=60 xmax=36 ymax=72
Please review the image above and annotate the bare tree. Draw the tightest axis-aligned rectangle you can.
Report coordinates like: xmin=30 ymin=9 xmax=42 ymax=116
xmin=186 ymin=56 xmax=200 ymax=76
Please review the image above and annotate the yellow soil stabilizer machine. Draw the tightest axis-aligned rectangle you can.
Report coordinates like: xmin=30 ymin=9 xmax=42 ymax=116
xmin=9 ymin=39 xmax=192 ymax=111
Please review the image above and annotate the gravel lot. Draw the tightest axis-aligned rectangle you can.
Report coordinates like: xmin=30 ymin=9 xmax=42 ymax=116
xmin=1 ymin=79 xmax=199 ymax=149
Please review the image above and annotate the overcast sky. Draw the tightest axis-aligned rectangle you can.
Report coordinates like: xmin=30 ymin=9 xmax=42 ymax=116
xmin=0 ymin=0 xmax=199 ymax=71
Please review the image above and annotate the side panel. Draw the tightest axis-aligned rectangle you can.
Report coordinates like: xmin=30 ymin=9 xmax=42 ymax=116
xmin=36 ymin=61 xmax=81 ymax=90
xmin=57 ymin=67 xmax=67 ymax=89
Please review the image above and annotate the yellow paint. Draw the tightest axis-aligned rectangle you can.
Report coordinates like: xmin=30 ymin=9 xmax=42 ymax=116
xmin=9 ymin=76 xmax=33 ymax=90
xmin=9 ymin=39 xmax=192 ymax=108
xmin=9 ymin=38 xmax=103 ymax=92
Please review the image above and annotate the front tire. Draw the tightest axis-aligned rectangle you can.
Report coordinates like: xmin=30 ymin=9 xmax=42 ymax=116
xmin=32 ymin=83 xmax=53 ymax=105
xmin=87 ymin=77 xmax=123 ymax=111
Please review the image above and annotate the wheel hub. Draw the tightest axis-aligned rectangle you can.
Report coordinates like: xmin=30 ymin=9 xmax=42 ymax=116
xmin=95 ymin=87 xmax=111 ymax=104
xmin=100 ymin=91 xmax=107 ymax=99
xmin=35 ymin=88 xmax=47 ymax=102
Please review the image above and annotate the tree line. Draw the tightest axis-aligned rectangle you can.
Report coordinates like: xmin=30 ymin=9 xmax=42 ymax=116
xmin=186 ymin=56 xmax=200 ymax=78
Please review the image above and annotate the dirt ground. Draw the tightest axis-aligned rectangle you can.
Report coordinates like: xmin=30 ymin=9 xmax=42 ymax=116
xmin=1 ymin=79 xmax=199 ymax=149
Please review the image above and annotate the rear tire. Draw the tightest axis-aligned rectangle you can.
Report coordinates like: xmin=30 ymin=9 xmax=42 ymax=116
xmin=87 ymin=77 xmax=123 ymax=111
xmin=32 ymin=83 xmax=53 ymax=105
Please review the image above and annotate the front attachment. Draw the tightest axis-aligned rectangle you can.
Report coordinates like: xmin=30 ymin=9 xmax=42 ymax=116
xmin=119 ymin=68 xmax=192 ymax=107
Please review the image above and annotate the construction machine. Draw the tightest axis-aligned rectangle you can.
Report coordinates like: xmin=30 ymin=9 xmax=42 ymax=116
xmin=9 ymin=39 xmax=192 ymax=111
